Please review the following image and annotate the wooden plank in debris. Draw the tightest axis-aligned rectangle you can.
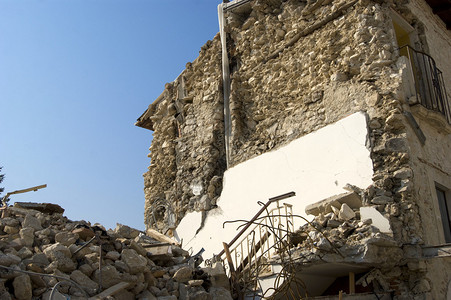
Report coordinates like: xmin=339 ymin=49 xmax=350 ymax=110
xmin=146 ymin=228 xmax=180 ymax=245
xmin=88 ymin=282 xmax=131 ymax=300
xmin=349 ymin=272 xmax=355 ymax=294
xmin=14 ymin=202 xmax=64 ymax=214
xmin=222 ymin=242 xmax=235 ymax=274
xmin=142 ymin=242 xmax=172 ymax=248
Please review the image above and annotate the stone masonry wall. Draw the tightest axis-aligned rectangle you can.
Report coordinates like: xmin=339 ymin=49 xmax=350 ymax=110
xmin=142 ymin=35 xmax=225 ymax=233
xmin=140 ymin=1 xmax=451 ymax=297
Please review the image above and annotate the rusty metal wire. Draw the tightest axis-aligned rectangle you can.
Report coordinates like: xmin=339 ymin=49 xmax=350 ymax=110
xmin=221 ymin=210 xmax=343 ymax=300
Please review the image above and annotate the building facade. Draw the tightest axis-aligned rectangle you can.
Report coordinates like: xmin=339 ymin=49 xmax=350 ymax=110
xmin=137 ymin=0 xmax=451 ymax=298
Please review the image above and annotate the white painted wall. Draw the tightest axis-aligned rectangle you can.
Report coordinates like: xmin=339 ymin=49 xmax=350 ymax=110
xmin=176 ymin=112 xmax=374 ymax=259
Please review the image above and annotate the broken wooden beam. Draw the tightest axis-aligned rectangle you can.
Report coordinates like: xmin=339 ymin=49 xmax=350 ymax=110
xmin=146 ymin=228 xmax=180 ymax=246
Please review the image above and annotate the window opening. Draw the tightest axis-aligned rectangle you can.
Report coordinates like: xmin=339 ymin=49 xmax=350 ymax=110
xmin=436 ymin=186 xmax=451 ymax=243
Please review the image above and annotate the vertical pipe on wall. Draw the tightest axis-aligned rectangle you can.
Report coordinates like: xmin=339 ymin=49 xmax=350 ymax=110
xmin=218 ymin=3 xmax=231 ymax=168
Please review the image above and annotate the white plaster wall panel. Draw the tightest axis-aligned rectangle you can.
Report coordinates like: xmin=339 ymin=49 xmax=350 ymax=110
xmin=175 ymin=112 xmax=374 ymax=259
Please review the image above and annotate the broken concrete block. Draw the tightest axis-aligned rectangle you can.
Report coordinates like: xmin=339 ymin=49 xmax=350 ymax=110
xmin=338 ymin=203 xmax=356 ymax=221
xmin=360 ymin=207 xmax=392 ymax=234
xmin=305 ymin=191 xmax=362 ymax=216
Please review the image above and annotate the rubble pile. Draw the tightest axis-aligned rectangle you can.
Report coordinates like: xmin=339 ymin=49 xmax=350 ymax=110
xmin=289 ymin=191 xmax=403 ymax=265
xmin=0 ymin=203 xmax=232 ymax=300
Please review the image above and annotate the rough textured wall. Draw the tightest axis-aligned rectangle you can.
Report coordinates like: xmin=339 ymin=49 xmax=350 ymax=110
xmin=141 ymin=0 xmax=408 ymax=232
xmin=141 ymin=36 xmax=225 ymax=233
xmin=137 ymin=0 xmax=451 ymax=298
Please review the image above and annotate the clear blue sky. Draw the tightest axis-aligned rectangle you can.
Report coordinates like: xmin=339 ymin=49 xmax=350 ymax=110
xmin=0 ymin=0 xmax=221 ymax=230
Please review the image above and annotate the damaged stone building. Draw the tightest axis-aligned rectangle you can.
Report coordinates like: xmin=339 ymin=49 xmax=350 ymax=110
xmin=136 ymin=0 xmax=451 ymax=298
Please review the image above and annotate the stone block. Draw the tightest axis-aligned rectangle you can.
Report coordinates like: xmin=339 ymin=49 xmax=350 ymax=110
xmin=22 ymin=214 xmax=42 ymax=231
xmin=13 ymin=275 xmax=32 ymax=300
xmin=360 ymin=207 xmax=392 ymax=234
xmin=305 ymin=191 xmax=361 ymax=216
xmin=121 ymin=249 xmax=147 ymax=274
xmin=72 ymin=227 xmax=95 ymax=241
xmin=172 ymin=266 xmax=193 ymax=283
xmin=19 ymin=228 xmax=34 ymax=247
xmin=338 ymin=203 xmax=356 ymax=221
xmin=71 ymin=270 xmax=99 ymax=296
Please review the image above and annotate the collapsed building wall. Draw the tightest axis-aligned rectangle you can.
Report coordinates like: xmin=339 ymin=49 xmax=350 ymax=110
xmin=137 ymin=0 xmax=451 ymax=298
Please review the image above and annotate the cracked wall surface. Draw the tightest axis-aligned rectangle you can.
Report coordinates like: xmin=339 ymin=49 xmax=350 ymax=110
xmin=136 ymin=0 xmax=451 ymax=298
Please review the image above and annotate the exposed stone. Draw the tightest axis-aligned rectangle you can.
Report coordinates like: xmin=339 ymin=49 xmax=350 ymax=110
xmin=360 ymin=207 xmax=391 ymax=234
xmin=121 ymin=249 xmax=147 ymax=274
xmin=22 ymin=214 xmax=42 ymax=231
xmin=55 ymin=232 xmax=78 ymax=246
xmin=188 ymin=279 xmax=203 ymax=287
xmin=70 ymin=270 xmax=99 ymax=296
xmin=172 ymin=266 xmax=193 ymax=283
xmin=115 ymin=223 xmax=140 ymax=239
xmin=19 ymin=227 xmax=34 ymax=247
xmin=338 ymin=203 xmax=356 ymax=221
xmin=13 ymin=275 xmax=32 ymax=300
xmin=208 ymin=287 xmax=233 ymax=300
xmin=306 ymin=192 xmax=361 ymax=216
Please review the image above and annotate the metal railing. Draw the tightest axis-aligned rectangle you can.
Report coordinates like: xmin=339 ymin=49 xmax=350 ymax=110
xmin=212 ymin=192 xmax=295 ymax=299
xmin=224 ymin=201 xmax=294 ymax=278
xmin=401 ymin=45 xmax=451 ymax=124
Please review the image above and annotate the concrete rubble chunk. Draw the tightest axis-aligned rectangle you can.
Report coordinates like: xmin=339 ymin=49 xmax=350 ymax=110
xmin=305 ymin=191 xmax=361 ymax=216
xmin=360 ymin=207 xmax=392 ymax=234
xmin=338 ymin=203 xmax=356 ymax=221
